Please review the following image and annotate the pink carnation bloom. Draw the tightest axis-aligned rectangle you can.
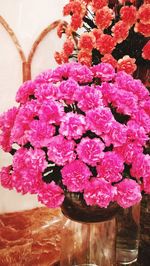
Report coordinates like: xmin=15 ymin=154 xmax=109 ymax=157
xmin=130 ymin=154 xmax=150 ymax=180
xmin=57 ymin=78 xmax=80 ymax=104
xmin=92 ymin=63 xmax=115 ymax=81
xmin=84 ymin=178 xmax=117 ymax=208
xmin=37 ymin=181 xmax=64 ymax=208
xmin=76 ymin=137 xmax=104 ymax=166
xmin=115 ymin=71 xmax=149 ymax=101
xmin=34 ymin=69 xmax=54 ymax=84
xmin=86 ymin=107 xmax=114 ymax=136
xmin=11 ymin=100 xmax=39 ymax=145
xmin=140 ymin=99 xmax=150 ymax=115
xmin=112 ymin=89 xmax=138 ymax=115
xmin=59 ymin=112 xmax=86 ymax=139
xmin=12 ymin=147 xmax=47 ymax=194
xmin=97 ymin=151 xmax=124 ymax=183
xmin=102 ymin=121 xmax=127 ymax=147
xmin=100 ymin=82 xmax=118 ymax=105
xmin=34 ymin=82 xmax=58 ymax=101
xmin=16 ymin=80 xmax=36 ymax=104
xmin=76 ymin=85 xmax=103 ymax=112
xmin=127 ymin=120 xmax=148 ymax=146
xmin=27 ymin=120 xmax=55 ymax=148
xmin=0 ymin=107 xmax=18 ymax=151
xmin=0 ymin=166 xmax=13 ymax=190
xmin=115 ymin=179 xmax=142 ymax=208
xmin=143 ymin=175 xmax=150 ymax=194
xmin=11 ymin=171 xmax=43 ymax=195
xmin=48 ymin=135 xmax=76 ymax=166
xmin=61 ymin=160 xmax=91 ymax=192
xmin=115 ymin=142 xmax=143 ymax=165
xmin=68 ymin=62 xmax=93 ymax=83
xmin=132 ymin=109 xmax=150 ymax=134
xmin=38 ymin=99 xmax=64 ymax=125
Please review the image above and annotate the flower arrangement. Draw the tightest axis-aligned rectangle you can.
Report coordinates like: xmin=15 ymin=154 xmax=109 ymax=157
xmin=0 ymin=62 xmax=150 ymax=210
xmin=55 ymin=0 xmax=150 ymax=75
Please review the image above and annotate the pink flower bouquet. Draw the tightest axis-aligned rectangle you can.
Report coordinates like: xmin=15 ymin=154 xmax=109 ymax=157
xmin=0 ymin=62 xmax=150 ymax=209
xmin=55 ymin=0 xmax=150 ymax=75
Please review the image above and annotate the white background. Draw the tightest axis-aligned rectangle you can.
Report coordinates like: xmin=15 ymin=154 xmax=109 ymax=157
xmin=0 ymin=0 xmax=68 ymax=212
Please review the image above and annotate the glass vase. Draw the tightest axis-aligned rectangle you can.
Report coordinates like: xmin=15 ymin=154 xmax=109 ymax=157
xmin=116 ymin=203 xmax=140 ymax=265
xmin=137 ymin=194 xmax=150 ymax=266
xmin=60 ymin=192 xmax=120 ymax=266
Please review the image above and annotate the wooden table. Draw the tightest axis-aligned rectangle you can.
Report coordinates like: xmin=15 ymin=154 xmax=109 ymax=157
xmin=0 ymin=206 xmax=149 ymax=266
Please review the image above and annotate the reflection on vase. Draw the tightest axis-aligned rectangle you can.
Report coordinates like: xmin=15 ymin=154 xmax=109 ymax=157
xmin=60 ymin=192 xmax=118 ymax=266
xmin=116 ymin=203 xmax=140 ymax=265
xmin=137 ymin=194 xmax=150 ymax=266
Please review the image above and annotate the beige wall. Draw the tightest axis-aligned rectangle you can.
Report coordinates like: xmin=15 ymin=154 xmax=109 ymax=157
xmin=0 ymin=0 xmax=67 ymax=212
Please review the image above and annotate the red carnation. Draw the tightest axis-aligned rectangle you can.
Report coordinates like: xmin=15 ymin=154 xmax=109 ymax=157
xmin=120 ymin=5 xmax=137 ymax=26
xmin=95 ymin=6 xmax=114 ymax=30
xmin=96 ymin=34 xmax=116 ymax=55
xmin=142 ymin=41 xmax=150 ymax=60
xmin=92 ymin=0 xmax=108 ymax=11
xmin=78 ymin=49 xmax=92 ymax=66
xmin=138 ymin=4 xmax=150 ymax=24
xmin=101 ymin=54 xmax=117 ymax=68
xmin=63 ymin=39 xmax=74 ymax=56
xmin=117 ymin=55 xmax=137 ymax=74
xmin=112 ymin=21 xmax=129 ymax=44
xmin=78 ymin=32 xmax=96 ymax=50
xmin=135 ymin=22 xmax=150 ymax=37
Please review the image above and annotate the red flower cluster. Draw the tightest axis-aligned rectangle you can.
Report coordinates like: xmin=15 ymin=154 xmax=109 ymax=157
xmin=55 ymin=0 xmax=150 ymax=75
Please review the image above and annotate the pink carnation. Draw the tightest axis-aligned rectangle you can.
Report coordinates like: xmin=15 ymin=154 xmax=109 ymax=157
xmin=76 ymin=85 xmax=103 ymax=112
xmin=102 ymin=121 xmax=127 ymax=147
xmin=38 ymin=99 xmax=64 ymax=125
xmin=48 ymin=135 xmax=76 ymax=166
xmin=115 ymin=71 xmax=149 ymax=101
xmin=86 ymin=107 xmax=114 ymax=136
xmin=92 ymin=63 xmax=115 ymax=81
xmin=0 ymin=166 xmax=13 ymax=190
xmin=140 ymin=99 xmax=150 ymax=115
xmin=76 ymin=137 xmax=104 ymax=166
xmin=112 ymin=89 xmax=138 ymax=115
xmin=57 ymin=78 xmax=79 ymax=104
xmin=68 ymin=62 xmax=93 ymax=83
xmin=34 ymin=82 xmax=57 ymax=101
xmin=11 ymin=100 xmax=39 ymax=145
xmin=37 ymin=181 xmax=64 ymax=208
xmin=115 ymin=142 xmax=143 ymax=165
xmin=127 ymin=120 xmax=148 ymax=146
xmin=27 ymin=120 xmax=55 ymax=148
xmin=97 ymin=151 xmax=124 ymax=183
xmin=84 ymin=178 xmax=117 ymax=208
xmin=130 ymin=154 xmax=150 ymax=180
xmin=0 ymin=107 xmax=18 ymax=151
xmin=59 ymin=112 xmax=86 ymax=139
xmin=115 ymin=179 xmax=142 ymax=208
xmin=132 ymin=109 xmax=150 ymax=134
xmin=16 ymin=80 xmax=36 ymax=103
xmin=12 ymin=148 xmax=47 ymax=194
xmin=61 ymin=160 xmax=91 ymax=192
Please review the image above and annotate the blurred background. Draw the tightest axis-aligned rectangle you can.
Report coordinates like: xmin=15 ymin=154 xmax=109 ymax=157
xmin=0 ymin=0 xmax=67 ymax=212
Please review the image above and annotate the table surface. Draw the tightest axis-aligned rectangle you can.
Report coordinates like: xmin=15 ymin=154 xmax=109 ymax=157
xmin=0 ymin=207 xmax=149 ymax=266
